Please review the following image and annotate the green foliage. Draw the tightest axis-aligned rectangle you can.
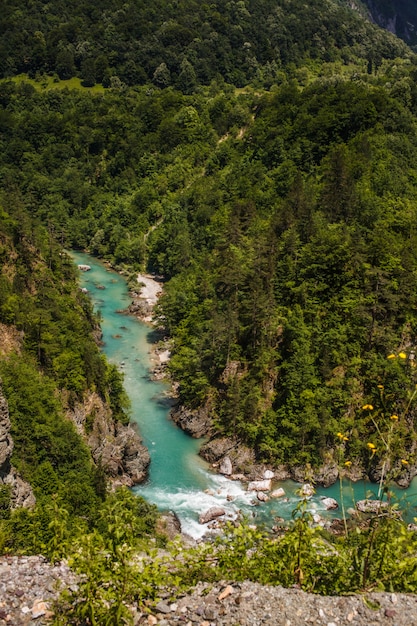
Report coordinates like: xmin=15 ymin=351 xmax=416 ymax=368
xmin=0 ymin=485 xmax=11 ymax=520
xmin=53 ymin=488 xmax=161 ymax=625
xmin=0 ymin=0 xmax=410 ymax=89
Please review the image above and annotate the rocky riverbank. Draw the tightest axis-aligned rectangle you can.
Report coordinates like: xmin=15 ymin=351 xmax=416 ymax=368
xmin=65 ymin=390 xmax=150 ymax=488
xmin=2 ymin=556 xmax=417 ymax=626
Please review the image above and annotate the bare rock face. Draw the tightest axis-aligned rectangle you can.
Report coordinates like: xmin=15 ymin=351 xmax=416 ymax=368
xmin=0 ymin=384 xmax=13 ymax=468
xmin=0 ymin=381 xmax=35 ymax=509
xmin=199 ymin=437 xmax=260 ymax=479
xmin=67 ymin=392 xmax=150 ymax=487
xmin=156 ymin=511 xmax=182 ymax=540
xmin=170 ymin=403 xmax=212 ymax=438
xmin=291 ymin=463 xmax=339 ymax=487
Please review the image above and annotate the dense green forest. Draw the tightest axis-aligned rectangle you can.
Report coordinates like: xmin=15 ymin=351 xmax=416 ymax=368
xmin=0 ymin=0 xmax=411 ymax=87
xmin=3 ymin=54 xmax=417 ymax=474
xmin=2 ymin=0 xmax=417 ymax=615
xmin=0 ymin=199 xmax=160 ymax=551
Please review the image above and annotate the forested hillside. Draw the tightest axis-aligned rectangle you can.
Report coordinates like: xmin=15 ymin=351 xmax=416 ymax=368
xmin=1 ymin=0 xmax=417 ymax=486
xmin=2 ymin=49 xmax=417 ymax=479
xmin=3 ymin=0 xmax=417 ymax=615
xmin=0 ymin=0 xmax=410 ymax=87
xmin=0 ymin=190 xmax=158 ymax=553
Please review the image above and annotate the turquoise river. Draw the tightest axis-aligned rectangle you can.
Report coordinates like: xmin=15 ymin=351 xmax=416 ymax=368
xmin=72 ymin=251 xmax=417 ymax=537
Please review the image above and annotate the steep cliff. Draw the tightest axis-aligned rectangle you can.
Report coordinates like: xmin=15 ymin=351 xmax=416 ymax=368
xmin=0 ymin=382 xmax=35 ymax=510
xmin=66 ymin=391 xmax=150 ymax=488
xmin=359 ymin=0 xmax=417 ymax=46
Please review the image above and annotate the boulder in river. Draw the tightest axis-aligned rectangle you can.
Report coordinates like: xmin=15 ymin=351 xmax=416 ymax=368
xmin=199 ymin=506 xmax=226 ymax=524
xmin=321 ymin=497 xmax=339 ymax=510
xmin=219 ymin=456 xmax=233 ymax=476
xmin=78 ymin=264 xmax=91 ymax=271
xmin=247 ymin=479 xmax=271 ymax=492
xmin=271 ymin=488 xmax=286 ymax=498
xmin=257 ymin=491 xmax=270 ymax=502
xmin=300 ymin=483 xmax=315 ymax=497
xmin=356 ymin=499 xmax=389 ymax=514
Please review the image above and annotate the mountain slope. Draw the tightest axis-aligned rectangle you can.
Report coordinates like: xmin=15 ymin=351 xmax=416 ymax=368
xmin=359 ymin=0 xmax=417 ymax=48
xmin=0 ymin=0 xmax=411 ymax=88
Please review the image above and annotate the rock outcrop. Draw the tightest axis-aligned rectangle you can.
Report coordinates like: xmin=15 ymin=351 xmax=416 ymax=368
xmin=171 ymin=403 xmax=213 ymax=439
xmin=66 ymin=392 xmax=150 ymax=488
xmin=0 ymin=381 xmax=35 ymax=510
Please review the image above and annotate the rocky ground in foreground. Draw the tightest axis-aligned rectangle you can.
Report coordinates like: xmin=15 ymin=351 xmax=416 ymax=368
xmin=2 ymin=556 xmax=417 ymax=626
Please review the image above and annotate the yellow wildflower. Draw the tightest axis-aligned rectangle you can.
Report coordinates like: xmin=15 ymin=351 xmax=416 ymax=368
xmin=367 ymin=442 xmax=376 ymax=450
xmin=399 ymin=352 xmax=407 ymax=359
xmin=344 ymin=460 xmax=352 ymax=467
xmin=337 ymin=432 xmax=344 ymax=439
xmin=377 ymin=384 xmax=384 ymax=389
xmin=401 ymin=459 xmax=409 ymax=465
xmin=387 ymin=354 xmax=396 ymax=359
xmin=390 ymin=414 xmax=399 ymax=421
xmin=343 ymin=436 xmax=349 ymax=441
xmin=362 ymin=404 xmax=374 ymax=410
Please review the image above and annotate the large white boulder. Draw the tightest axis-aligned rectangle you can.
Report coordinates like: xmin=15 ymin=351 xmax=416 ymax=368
xmin=247 ymin=479 xmax=272 ymax=492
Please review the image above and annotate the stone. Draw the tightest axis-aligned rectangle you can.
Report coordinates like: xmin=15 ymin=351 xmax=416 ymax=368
xmin=155 ymin=601 xmax=171 ymax=614
xmin=264 ymin=469 xmax=274 ymax=479
xmin=230 ymin=474 xmax=247 ymax=481
xmin=300 ymin=483 xmax=315 ymax=497
xmin=247 ymin=479 xmax=271 ymax=492
xmin=77 ymin=264 xmax=91 ymax=271
xmin=257 ymin=491 xmax=270 ymax=502
xmin=218 ymin=585 xmax=234 ymax=601
xmin=199 ymin=506 xmax=226 ymax=524
xmin=321 ymin=497 xmax=339 ymax=510
xmin=219 ymin=456 xmax=233 ymax=476
xmin=271 ymin=488 xmax=286 ymax=498
xmin=356 ymin=499 xmax=389 ymax=514
xmin=31 ymin=599 xmax=49 ymax=618
xmin=147 ymin=616 xmax=158 ymax=625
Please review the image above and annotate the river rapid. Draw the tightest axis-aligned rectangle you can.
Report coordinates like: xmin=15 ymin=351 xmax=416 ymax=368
xmin=72 ymin=251 xmax=417 ymax=537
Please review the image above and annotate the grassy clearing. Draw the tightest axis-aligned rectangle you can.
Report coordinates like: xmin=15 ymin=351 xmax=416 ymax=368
xmin=2 ymin=74 xmax=105 ymax=93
